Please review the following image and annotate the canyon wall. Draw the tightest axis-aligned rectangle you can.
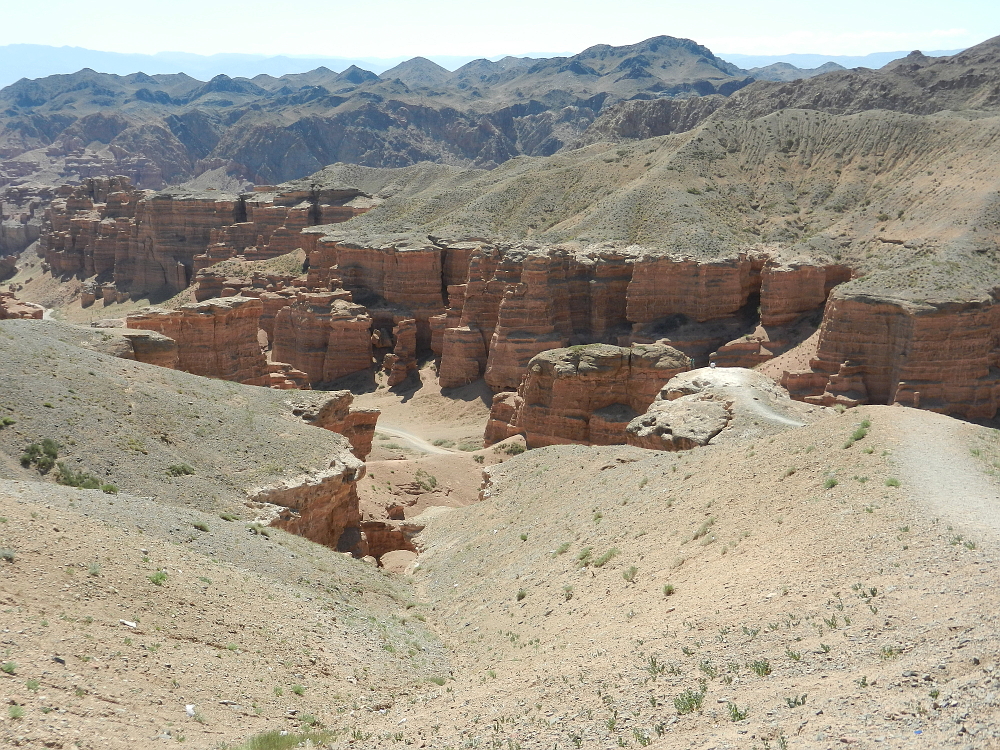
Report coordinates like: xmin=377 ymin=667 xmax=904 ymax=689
xmin=40 ymin=178 xmax=373 ymax=296
xmin=485 ymin=342 xmax=691 ymax=448
xmin=125 ymin=296 xmax=269 ymax=385
xmin=781 ymin=291 xmax=1000 ymax=419
xmin=247 ymin=452 xmax=367 ymax=553
xmin=38 ymin=177 xmax=1000 ymax=423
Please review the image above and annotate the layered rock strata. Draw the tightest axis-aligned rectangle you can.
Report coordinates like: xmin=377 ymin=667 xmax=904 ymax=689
xmin=781 ymin=292 xmax=1000 ymax=419
xmin=289 ymin=391 xmax=381 ymax=460
xmin=125 ymin=296 xmax=268 ymax=385
xmin=247 ymin=452 xmax=367 ymax=552
xmin=485 ymin=342 xmax=690 ymax=448
xmin=271 ymin=294 xmax=373 ymax=385
xmin=40 ymin=179 xmax=372 ymax=296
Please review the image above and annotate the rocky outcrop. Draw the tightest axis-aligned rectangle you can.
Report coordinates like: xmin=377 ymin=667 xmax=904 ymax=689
xmin=318 ymin=237 xmax=446 ymax=348
xmin=486 ymin=342 xmax=690 ymax=448
xmin=125 ymin=296 xmax=268 ymax=385
xmin=290 ymin=391 xmax=381 ymax=460
xmin=39 ymin=179 xmax=371 ymax=297
xmin=247 ymin=451 xmax=366 ymax=552
xmin=627 ymin=367 xmax=824 ymax=451
xmin=627 ymin=397 xmax=731 ymax=451
xmin=0 ymin=292 xmax=43 ymax=319
xmin=119 ymin=330 xmax=179 ymax=369
xmin=271 ymin=294 xmax=373 ymax=385
xmin=781 ymin=292 xmax=1000 ymax=419
xmin=760 ymin=261 xmax=852 ymax=326
xmin=382 ymin=317 xmax=418 ymax=386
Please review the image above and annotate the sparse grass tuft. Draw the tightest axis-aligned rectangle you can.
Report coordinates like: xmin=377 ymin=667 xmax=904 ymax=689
xmin=748 ymin=659 xmax=771 ymax=677
xmin=885 ymin=477 xmax=901 ymax=487
xmin=167 ymin=463 xmax=195 ymax=477
xmin=673 ymin=685 xmax=706 ymax=714
xmin=148 ymin=570 xmax=168 ymax=586
xmin=592 ymin=548 xmax=619 ymax=568
xmin=727 ymin=702 xmax=749 ymax=721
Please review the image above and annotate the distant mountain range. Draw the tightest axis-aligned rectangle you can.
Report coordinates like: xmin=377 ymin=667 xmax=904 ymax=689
xmin=0 ymin=44 xmax=967 ymax=90
xmin=718 ymin=49 xmax=964 ymax=70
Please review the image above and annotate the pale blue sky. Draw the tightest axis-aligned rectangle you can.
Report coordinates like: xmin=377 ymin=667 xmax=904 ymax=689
xmin=1 ymin=0 xmax=994 ymax=58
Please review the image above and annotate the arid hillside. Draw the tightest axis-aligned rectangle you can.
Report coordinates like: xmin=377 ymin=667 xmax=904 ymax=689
xmin=0 ymin=35 xmax=754 ymax=192
xmin=3 ymin=368 xmax=999 ymax=748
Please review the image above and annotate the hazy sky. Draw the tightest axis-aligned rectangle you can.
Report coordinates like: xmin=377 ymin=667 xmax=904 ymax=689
xmin=1 ymin=0 xmax=994 ymax=58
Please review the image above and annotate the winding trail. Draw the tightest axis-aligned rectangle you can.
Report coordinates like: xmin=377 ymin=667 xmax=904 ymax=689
xmin=891 ymin=407 xmax=1000 ymax=539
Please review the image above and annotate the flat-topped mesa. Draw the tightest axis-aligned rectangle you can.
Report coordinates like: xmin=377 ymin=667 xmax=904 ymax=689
xmin=125 ymin=296 xmax=268 ymax=385
xmin=117 ymin=191 xmax=243 ymax=293
xmin=485 ymin=342 xmax=691 ymax=448
xmin=781 ymin=291 xmax=1000 ymax=419
xmin=38 ymin=177 xmax=376 ymax=299
xmin=271 ymin=293 xmax=373 ymax=386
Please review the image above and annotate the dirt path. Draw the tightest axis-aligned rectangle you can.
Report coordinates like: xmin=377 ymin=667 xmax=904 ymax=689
xmin=892 ymin=407 xmax=1000 ymax=539
xmin=375 ymin=425 xmax=455 ymax=455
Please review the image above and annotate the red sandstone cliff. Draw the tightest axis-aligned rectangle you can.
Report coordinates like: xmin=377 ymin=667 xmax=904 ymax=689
xmin=781 ymin=291 xmax=1000 ymax=419
xmin=125 ymin=296 xmax=268 ymax=385
xmin=486 ymin=342 xmax=691 ymax=447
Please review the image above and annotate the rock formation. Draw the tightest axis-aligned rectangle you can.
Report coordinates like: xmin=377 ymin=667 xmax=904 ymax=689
xmin=626 ymin=367 xmax=826 ymax=451
xmin=486 ymin=342 xmax=691 ymax=448
xmin=40 ymin=179 xmax=372 ymax=296
xmin=271 ymin=294 xmax=373 ymax=385
xmin=118 ymin=330 xmax=179 ymax=369
xmin=125 ymin=296 xmax=268 ymax=385
xmin=247 ymin=452 xmax=367 ymax=552
xmin=0 ymin=292 xmax=43 ymax=319
xmin=289 ymin=391 xmax=380 ymax=460
xmin=781 ymin=292 xmax=1000 ymax=419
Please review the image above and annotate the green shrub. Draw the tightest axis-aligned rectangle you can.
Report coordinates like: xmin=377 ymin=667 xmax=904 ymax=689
xmin=148 ymin=571 xmax=168 ymax=586
xmin=1 ymin=662 xmax=16 ymax=674
xmin=516 ymin=588 xmax=527 ymax=601
xmin=673 ymin=686 xmax=705 ymax=714
xmin=167 ymin=464 xmax=195 ymax=477
xmin=592 ymin=548 xmax=619 ymax=568
xmin=193 ymin=521 xmax=209 ymax=533
xmin=885 ymin=477 xmax=901 ymax=487
xmin=749 ymin=659 xmax=771 ymax=677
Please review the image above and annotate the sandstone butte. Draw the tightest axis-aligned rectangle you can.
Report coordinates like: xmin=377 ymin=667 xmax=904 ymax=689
xmin=32 ymin=176 xmax=1000 ymax=429
xmin=485 ymin=343 xmax=691 ymax=448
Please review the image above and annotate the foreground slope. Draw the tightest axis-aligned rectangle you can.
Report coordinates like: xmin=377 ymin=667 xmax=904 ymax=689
xmin=3 ymin=390 xmax=999 ymax=747
xmin=389 ymin=406 xmax=998 ymax=749
xmin=0 ymin=479 xmax=448 ymax=749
